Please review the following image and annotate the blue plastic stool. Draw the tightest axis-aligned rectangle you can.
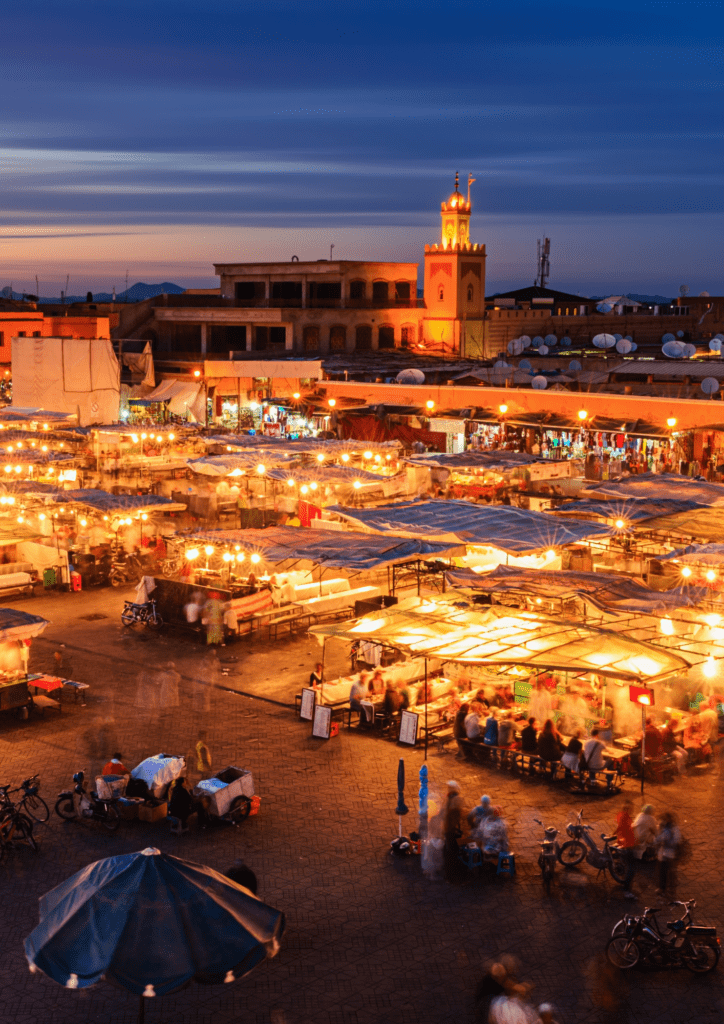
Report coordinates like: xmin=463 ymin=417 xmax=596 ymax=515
xmin=459 ymin=843 xmax=483 ymax=871
xmin=496 ymin=851 xmax=516 ymax=877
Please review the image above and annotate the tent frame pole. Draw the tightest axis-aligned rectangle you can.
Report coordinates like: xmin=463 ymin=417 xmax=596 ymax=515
xmin=424 ymin=657 xmax=429 ymax=761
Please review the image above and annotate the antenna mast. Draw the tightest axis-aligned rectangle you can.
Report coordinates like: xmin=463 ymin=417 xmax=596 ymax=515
xmin=536 ymin=238 xmax=551 ymax=289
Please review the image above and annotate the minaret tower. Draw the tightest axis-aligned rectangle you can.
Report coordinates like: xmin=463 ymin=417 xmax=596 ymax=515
xmin=423 ymin=173 xmax=486 ymax=356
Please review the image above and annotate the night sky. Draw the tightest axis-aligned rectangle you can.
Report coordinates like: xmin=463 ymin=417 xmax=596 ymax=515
xmin=2 ymin=0 xmax=723 ymax=296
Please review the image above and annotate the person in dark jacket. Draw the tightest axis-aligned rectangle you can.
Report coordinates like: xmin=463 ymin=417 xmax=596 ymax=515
xmin=521 ymin=717 xmax=538 ymax=753
xmin=453 ymin=702 xmax=470 ymax=759
xmin=537 ymin=719 xmax=563 ymax=763
xmin=168 ymin=777 xmax=209 ymax=833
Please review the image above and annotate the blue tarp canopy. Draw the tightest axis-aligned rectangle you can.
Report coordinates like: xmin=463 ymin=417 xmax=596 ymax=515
xmin=24 ymin=847 xmax=285 ymax=996
xmin=553 ymin=498 xmax=702 ymax=524
xmin=445 ymin=564 xmax=707 ymax=614
xmin=404 ymin=451 xmax=546 ymax=471
xmin=327 ymin=499 xmax=611 ymax=554
xmin=655 ymin=544 xmax=724 ymax=566
xmin=582 ymin=474 xmax=724 ymax=506
xmin=0 ymin=608 xmax=49 ymax=641
xmin=188 ymin=525 xmax=462 ymax=570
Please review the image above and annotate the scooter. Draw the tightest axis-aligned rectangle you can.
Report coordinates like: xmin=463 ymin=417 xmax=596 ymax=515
xmin=534 ymin=818 xmax=586 ymax=892
xmin=121 ymin=599 xmax=163 ymax=628
xmin=54 ymin=771 xmax=120 ymax=831
xmin=607 ymin=899 xmax=720 ymax=973
xmin=109 ymin=553 xmax=144 ymax=587
xmin=565 ymin=809 xmax=629 ymax=884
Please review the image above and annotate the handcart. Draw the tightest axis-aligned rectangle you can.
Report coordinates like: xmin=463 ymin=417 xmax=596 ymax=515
xmin=194 ymin=766 xmax=255 ymax=825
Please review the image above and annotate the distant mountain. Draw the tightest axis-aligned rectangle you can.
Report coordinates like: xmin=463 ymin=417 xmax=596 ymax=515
xmin=588 ymin=293 xmax=674 ymax=304
xmin=1 ymin=281 xmax=186 ymax=304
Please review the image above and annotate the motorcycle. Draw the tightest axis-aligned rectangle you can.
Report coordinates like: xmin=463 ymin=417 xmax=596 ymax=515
xmin=121 ymin=599 xmax=163 ymax=628
xmin=564 ymin=809 xmax=630 ymax=885
xmin=607 ymin=899 xmax=719 ymax=973
xmin=534 ymin=817 xmax=586 ymax=881
xmin=109 ymin=553 xmax=144 ymax=587
xmin=54 ymin=771 xmax=120 ymax=831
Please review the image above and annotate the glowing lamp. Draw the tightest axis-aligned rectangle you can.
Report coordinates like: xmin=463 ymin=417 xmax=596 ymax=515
xmin=681 ymin=566 xmax=692 ymax=578
xmin=185 ymin=548 xmax=199 ymax=561
xmin=293 ymin=392 xmax=300 ymax=400
xmin=316 ymin=454 xmax=325 ymax=463
xmin=103 ymin=515 xmax=108 ymax=521
xmin=535 ymin=598 xmax=542 ymax=604
xmin=498 ymin=404 xmax=508 ymax=415
xmin=80 ymin=518 xmax=87 ymax=527
xmin=363 ymin=451 xmax=373 ymax=460
xmin=300 ymin=484 xmax=309 ymax=495
xmin=386 ymin=454 xmax=392 ymax=461
xmin=141 ymin=433 xmax=147 ymax=440
xmin=667 ymin=417 xmax=677 ymax=428
xmin=615 ymin=519 xmax=625 ymax=530
xmin=42 ymin=423 xmax=48 ymax=430
xmin=234 ymin=545 xmax=241 ymax=551
xmin=141 ymin=513 xmax=148 ymax=521
xmin=156 ymin=435 xmax=162 ymax=442
xmin=223 ymin=552 xmax=232 ymax=562
xmin=39 ymin=513 xmax=45 ymax=521
xmin=426 ymin=400 xmax=435 ymax=411
xmin=638 ymin=694 xmax=650 ymax=705
xmin=660 ymin=618 xmax=674 ymax=635
xmin=577 ymin=409 xmax=588 ymax=421
xmin=256 ymin=464 xmax=266 ymax=475
xmin=169 ymin=433 xmax=175 ymax=440
xmin=310 ymin=482 xmax=318 ymax=491
xmin=131 ymin=434 xmax=139 ymax=443
xmin=16 ymin=516 xmax=23 ymax=523
xmin=6 ymin=497 xmax=12 ymax=506
xmin=328 ymin=398 xmax=336 ymax=408
xmin=287 ymin=478 xmax=295 ymax=487
xmin=204 ymin=545 xmax=214 ymax=556
xmin=706 ymin=569 xmax=716 ymax=582
xmin=341 ymin=453 xmax=350 ymax=462
xmin=374 ymin=454 xmax=381 ymax=463
xmin=546 ymin=549 xmax=555 ymax=559
xmin=353 ymin=481 xmax=361 ymax=489
xmin=250 ymin=553 xmax=261 ymax=564
xmin=59 ymin=507 xmax=64 ymax=512
xmin=236 ymin=552 xmax=245 ymax=563
xmin=14 ymin=466 xmax=21 ymax=473
xmin=41 ymin=446 xmax=48 ymax=452
xmin=3 ymin=466 xmax=9 ymax=473
xmin=703 ymin=658 xmax=717 ymax=679
xmin=193 ymin=370 xmax=201 ymax=378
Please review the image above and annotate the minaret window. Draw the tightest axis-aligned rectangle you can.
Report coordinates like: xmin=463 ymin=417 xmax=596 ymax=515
xmin=438 ymin=286 xmax=444 ymax=302
xmin=467 ymin=285 xmax=474 ymax=302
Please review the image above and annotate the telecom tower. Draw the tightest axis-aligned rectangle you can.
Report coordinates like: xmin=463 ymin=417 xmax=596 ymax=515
xmin=536 ymin=237 xmax=550 ymax=289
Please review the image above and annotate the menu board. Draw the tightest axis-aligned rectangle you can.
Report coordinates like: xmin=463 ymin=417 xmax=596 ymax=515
xmin=398 ymin=710 xmax=419 ymax=746
xmin=312 ymin=704 xmax=332 ymax=739
xmin=300 ymin=687 xmax=316 ymax=721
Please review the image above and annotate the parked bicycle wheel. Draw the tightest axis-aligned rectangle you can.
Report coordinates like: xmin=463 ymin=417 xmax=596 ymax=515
xmin=1 ymin=812 xmax=37 ymax=851
xmin=606 ymin=936 xmax=640 ymax=969
xmin=683 ymin=944 xmax=720 ymax=974
xmin=558 ymin=840 xmax=586 ymax=867
xmin=21 ymin=793 xmax=50 ymax=824
xmin=120 ymin=608 xmax=137 ymax=626
xmin=101 ymin=804 xmax=121 ymax=832
xmin=54 ymin=796 xmax=77 ymax=821
xmin=538 ymin=854 xmax=554 ymax=893
xmin=608 ymin=852 xmax=630 ymax=884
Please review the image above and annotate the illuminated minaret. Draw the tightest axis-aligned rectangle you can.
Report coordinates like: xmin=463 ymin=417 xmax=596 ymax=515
xmin=423 ymin=173 xmax=486 ymax=356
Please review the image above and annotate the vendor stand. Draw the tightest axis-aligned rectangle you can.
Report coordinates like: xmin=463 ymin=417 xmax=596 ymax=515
xmin=0 ymin=609 xmax=49 ymax=716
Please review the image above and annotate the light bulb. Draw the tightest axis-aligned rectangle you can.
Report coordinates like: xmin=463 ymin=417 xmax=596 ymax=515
xmin=310 ymin=482 xmax=318 ymax=491
xmin=250 ymin=553 xmax=260 ymax=564
xmin=301 ymin=485 xmax=309 ymax=495
xmin=223 ymin=552 xmax=232 ymax=562
xmin=615 ymin=519 xmax=625 ymax=529
xmin=667 ymin=417 xmax=677 ymax=428
xmin=316 ymin=454 xmax=325 ymax=463
xmin=577 ymin=410 xmax=588 ymax=421
xmin=39 ymin=513 xmax=45 ymax=521
xmin=131 ymin=434 xmax=139 ymax=443
xmin=80 ymin=519 xmax=87 ymax=527
xmin=204 ymin=545 xmax=214 ymax=556
xmin=341 ymin=453 xmax=350 ymax=462
xmin=287 ymin=478 xmax=295 ymax=487
xmin=353 ymin=481 xmax=361 ymax=489
xmin=706 ymin=569 xmax=716 ymax=582
xmin=328 ymin=398 xmax=336 ymax=407
xmin=256 ymin=464 xmax=265 ymax=474
xmin=498 ymin=404 xmax=508 ymax=415
xmin=681 ymin=566 xmax=692 ymax=578
xmin=168 ymin=433 xmax=175 ymax=440
xmin=293 ymin=392 xmax=300 ymax=400
xmin=185 ymin=548 xmax=199 ymax=560
xmin=426 ymin=400 xmax=435 ymax=410
xmin=236 ymin=552 xmax=245 ymax=563
xmin=363 ymin=451 xmax=372 ymax=460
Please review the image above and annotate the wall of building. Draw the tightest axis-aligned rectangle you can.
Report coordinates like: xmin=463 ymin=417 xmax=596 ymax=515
xmin=0 ymin=312 xmax=110 ymax=365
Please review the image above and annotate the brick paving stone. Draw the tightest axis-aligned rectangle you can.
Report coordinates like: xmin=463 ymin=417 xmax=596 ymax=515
xmin=1 ymin=586 xmax=724 ymax=1022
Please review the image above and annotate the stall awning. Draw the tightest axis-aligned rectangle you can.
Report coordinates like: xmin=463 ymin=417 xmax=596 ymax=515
xmin=403 ymin=451 xmax=545 ymax=471
xmin=553 ymin=498 xmax=702 ymax=524
xmin=309 ymin=595 xmax=688 ymax=680
xmin=264 ymin=466 xmax=393 ymax=487
xmin=445 ymin=565 xmax=707 ymax=614
xmin=30 ymin=489 xmax=187 ymax=514
xmin=0 ymin=609 xmax=49 ymax=641
xmin=0 ymin=408 xmax=78 ymax=423
xmin=207 ymin=436 xmax=401 ymax=458
xmin=186 ymin=526 xmax=462 ymax=571
xmin=188 ymin=453 xmax=295 ymax=477
xmin=655 ymin=544 xmax=724 ymax=566
xmin=581 ymin=474 xmax=724 ymax=506
xmin=327 ymin=499 xmax=611 ymax=554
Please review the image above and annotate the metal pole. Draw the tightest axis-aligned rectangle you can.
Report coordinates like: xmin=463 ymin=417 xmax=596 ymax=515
xmin=641 ymin=703 xmax=646 ymax=797
xmin=321 ymin=637 xmax=326 ymax=705
xmin=424 ymin=657 xmax=429 ymax=761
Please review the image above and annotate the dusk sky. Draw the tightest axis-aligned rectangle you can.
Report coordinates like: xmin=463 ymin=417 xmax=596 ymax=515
xmin=2 ymin=0 xmax=723 ymax=297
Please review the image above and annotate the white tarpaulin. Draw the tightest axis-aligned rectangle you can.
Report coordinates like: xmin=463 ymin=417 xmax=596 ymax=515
xmin=12 ymin=337 xmax=120 ymax=426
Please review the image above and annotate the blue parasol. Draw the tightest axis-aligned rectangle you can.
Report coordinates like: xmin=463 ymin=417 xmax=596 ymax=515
xmin=25 ymin=847 xmax=285 ymax=1013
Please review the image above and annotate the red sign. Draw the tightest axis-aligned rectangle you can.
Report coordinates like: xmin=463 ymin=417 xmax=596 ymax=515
xmin=629 ymin=684 xmax=655 ymax=706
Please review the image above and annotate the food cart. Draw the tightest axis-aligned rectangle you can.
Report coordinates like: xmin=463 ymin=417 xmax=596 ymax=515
xmin=0 ymin=609 xmax=49 ymax=716
xmin=195 ymin=766 xmax=255 ymax=822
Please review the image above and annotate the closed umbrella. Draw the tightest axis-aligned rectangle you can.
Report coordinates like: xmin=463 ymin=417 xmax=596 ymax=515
xmin=390 ymin=758 xmax=410 ymax=854
xmin=25 ymin=847 xmax=285 ymax=1021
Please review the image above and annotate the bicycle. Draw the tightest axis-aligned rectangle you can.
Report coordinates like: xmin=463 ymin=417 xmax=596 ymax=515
xmin=607 ymin=899 xmax=719 ymax=973
xmin=564 ymin=809 xmax=630 ymax=885
xmin=11 ymin=775 xmax=50 ymax=824
xmin=0 ymin=790 xmax=38 ymax=857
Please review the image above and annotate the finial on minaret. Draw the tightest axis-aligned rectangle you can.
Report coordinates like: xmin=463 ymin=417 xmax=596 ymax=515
xmin=454 ymin=171 xmax=459 ymax=193
xmin=467 ymin=173 xmax=476 ymax=205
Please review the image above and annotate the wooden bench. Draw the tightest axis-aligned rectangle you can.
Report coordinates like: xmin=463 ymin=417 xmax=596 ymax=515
xmin=458 ymin=739 xmax=622 ymax=794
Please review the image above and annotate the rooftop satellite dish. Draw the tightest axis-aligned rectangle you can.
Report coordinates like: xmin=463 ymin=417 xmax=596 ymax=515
xmin=630 ymin=342 xmax=638 ymax=351
xmin=616 ymin=338 xmax=633 ymax=354
xmin=395 ymin=368 xmax=425 ymax=384
xmin=507 ymin=338 xmax=524 ymax=356
xmin=560 ymin=336 xmax=572 ymax=348
xmin=613 ymin=333 xmax=623 ymax=342
xmin=662 ymin=340 xmax=686 ymax=358
xmin=624 ymin=335 xmax=633 ymax=341
xmin=530 ymin=337 xmax=541 ymax=348
xmin=544 ymin=334 xmax=557 ymax=346
xmin=700 ymin=291 xmax=710 ymax=297
xmin=533 ymin=335 xmax=544 ymax=344
xmin=519 ymin=335 xmax=532 ymax=347
xmin=519 ymin=359 xmax=532 ymax=371
xmin=676 ymin=330 xmax=684 ymax=338
xmin=680 ymin=285 xmax=689 ymax=297
xmin=592 ymin=332 xmax=616 ymax=349
xmin=538 ymin=344 xmax=549 ymax=355
xmin=701 ymin=377 xmax=720 ymax=395
xmin=494 ymin=360 xmax=512 ymax=371
xmin=684 ymin=343 xmax=697 ymax=357
xmin=531 ymin=375 xmax=548 ymax=390
xmin=662 ymin=333 xmax=676 ymax=343
xmin=568 ymin=359 xmax=582 ymax=372
xmin=709 ymin=339 xmax=722 ymax=352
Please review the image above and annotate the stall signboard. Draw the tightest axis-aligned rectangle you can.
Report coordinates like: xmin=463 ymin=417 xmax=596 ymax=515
xmin=300 ymin=687 xmax=316 ymax=721
xmin=398 ymin=710 xmax=419 ymax=746
xmin=312 ymin=704 xmax=332 ymax=739
xmin=629 ymin=684 xmax=655 ymax=706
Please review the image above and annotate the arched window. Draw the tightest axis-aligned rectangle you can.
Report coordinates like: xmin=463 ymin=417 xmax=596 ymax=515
xmin=355 ymin=324 xmax=372 ymax=351
xmin=330 ymin=325 xmax=346 ymax=351
xmin=401 ymin=325 xmax=415 ymax=348
xmin=303 ymin=325 xmax=319 ymax=352
xmin=438 ymin=286 xmax=444 ymax=301
xmin=378 ymin=325 xmax=395 ymax=349
xmin=372 ymin=281 xmax=389 ymax=304
xmin=349 ymin=280 xmax=366 ymax=302
xmin=467 ymin=285 xmax=474 ymax=302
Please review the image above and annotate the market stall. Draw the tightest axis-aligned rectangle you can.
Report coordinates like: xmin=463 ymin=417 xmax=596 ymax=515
xmin=0 ymin=609 xmax=49 ymax=716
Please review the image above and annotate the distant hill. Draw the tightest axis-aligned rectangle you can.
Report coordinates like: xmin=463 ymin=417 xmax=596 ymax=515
xmin=589 ymin=293 xmax=674 ymax=304
xmin=1 ymin=282 xmax=186 ymax=304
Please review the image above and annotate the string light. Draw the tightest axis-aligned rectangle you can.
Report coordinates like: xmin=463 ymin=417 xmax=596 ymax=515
xmin=706 ymin=569 xmax=716 ymax=582
xmin=681 ymin=566 xmax=692 ymax=578
xmin=316 ymin=454 xmax=325 ymax=463
xmin=577 ymin=410 xmax=588 ymax=421
xmin=185 ymin=548 xmax=199 ymax=561
xmin=204 ymin=545 xmax=214 ymax=556
xmin=250 ymin=553 xmax=260 ymax=564
xmin=498 ymin=404 xmax=508 ymax=415
xmin=341 ymin=453 xmax=349 ymax=462
xmin=667 ymin=417 xmax=677 ymax=428
xmin=223 ymin=552 xmax=232 ymax=562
